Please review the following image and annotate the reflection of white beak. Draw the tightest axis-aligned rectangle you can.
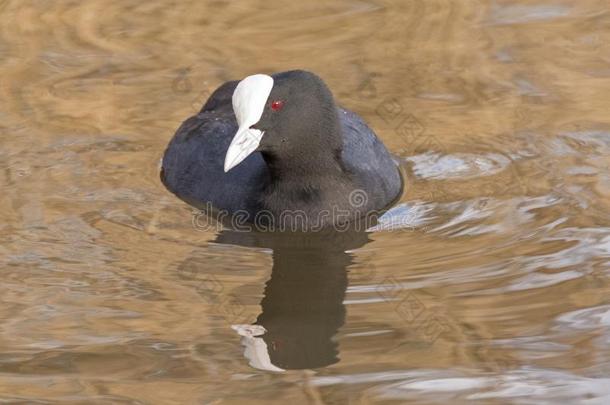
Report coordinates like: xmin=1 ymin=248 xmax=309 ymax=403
xmin=232 ymin=324 xmax=285 ymax=372
xmin=224 ymin=74 xmax=274 ymax=172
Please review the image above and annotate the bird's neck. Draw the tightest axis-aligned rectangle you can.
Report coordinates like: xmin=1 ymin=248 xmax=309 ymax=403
xmin=263 ymin=108 xmax=346 ymax=185
xmin=259 ymin=145 xmax=354 ymax=218
xmin=258 ymin=106 xmax=355 ymax=219
xmin=262 ymin=147 xmax=347 ymax=185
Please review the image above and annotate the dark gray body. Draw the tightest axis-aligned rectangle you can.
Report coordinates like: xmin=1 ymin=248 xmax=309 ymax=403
xmin=161 ymin=76 xmax=402 ymax=227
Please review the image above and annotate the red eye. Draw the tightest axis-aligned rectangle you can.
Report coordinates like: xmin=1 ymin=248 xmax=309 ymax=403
xmin=271 ymin=100 xmax=284 ymax=111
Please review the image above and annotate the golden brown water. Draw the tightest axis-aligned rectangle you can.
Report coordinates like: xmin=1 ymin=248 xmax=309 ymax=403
xmin=1 ymin=0 xmax=610 ymax=403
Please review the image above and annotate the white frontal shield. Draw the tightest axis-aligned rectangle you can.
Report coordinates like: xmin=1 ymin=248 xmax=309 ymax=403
xmin=224 ymin=74 xmax=274 ymax=172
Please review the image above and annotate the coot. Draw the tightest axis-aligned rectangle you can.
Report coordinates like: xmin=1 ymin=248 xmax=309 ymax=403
xmin=161 ymin=70 xmax=402 ymax=229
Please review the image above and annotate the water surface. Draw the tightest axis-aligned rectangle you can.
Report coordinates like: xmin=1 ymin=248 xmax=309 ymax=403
xmin=1 ymin=0 xmax=610 ymax=403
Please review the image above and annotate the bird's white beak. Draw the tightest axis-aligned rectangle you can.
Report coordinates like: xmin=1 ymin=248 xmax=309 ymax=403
xmin=224 ymin=74 xmax=274 ymax=172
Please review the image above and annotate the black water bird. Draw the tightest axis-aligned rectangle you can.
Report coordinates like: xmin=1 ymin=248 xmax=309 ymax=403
xmin=161 ymin=70 xmax=402 ymax=229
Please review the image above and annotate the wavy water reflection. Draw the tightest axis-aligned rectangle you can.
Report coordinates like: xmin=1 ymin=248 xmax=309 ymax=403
xmin=1 ymin=0 xmax=610 ymax=403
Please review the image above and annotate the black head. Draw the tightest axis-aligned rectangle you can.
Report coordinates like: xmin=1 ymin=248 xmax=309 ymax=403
xmin=224 ymin=70 xmax=344 ymax=174
xmin=252 ymin=70 xmax=343 ymax=158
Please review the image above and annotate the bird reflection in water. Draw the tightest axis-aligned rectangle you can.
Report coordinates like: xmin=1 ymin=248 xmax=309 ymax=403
xmin=214 ymin=228 xmax=371 ymax=371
